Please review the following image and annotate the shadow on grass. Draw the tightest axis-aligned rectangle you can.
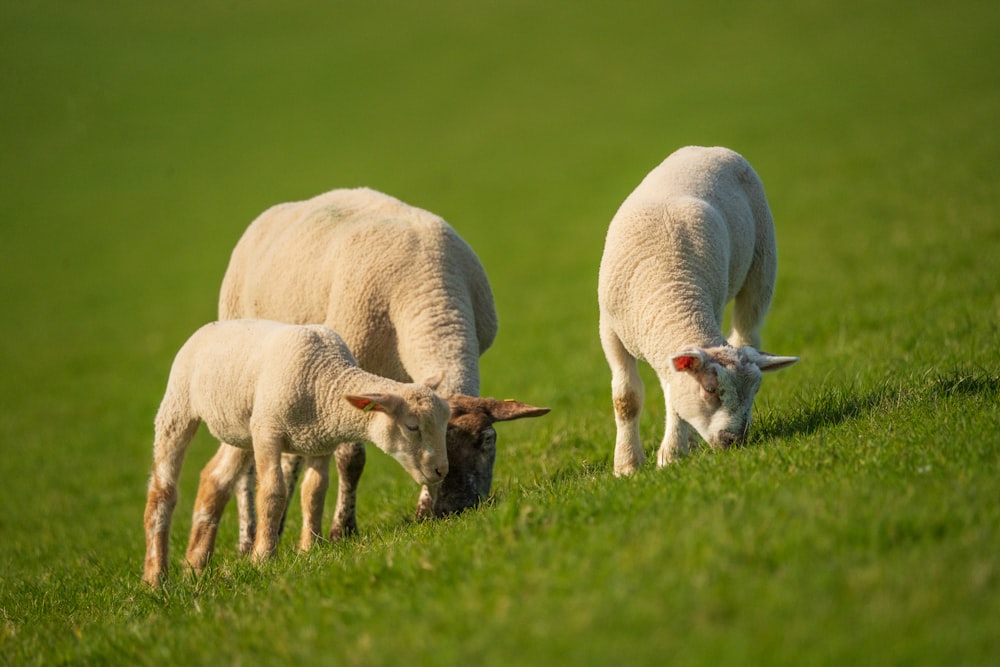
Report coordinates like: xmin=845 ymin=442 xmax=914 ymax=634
xmin=754 ymin=370 xmax=1000 ymax=441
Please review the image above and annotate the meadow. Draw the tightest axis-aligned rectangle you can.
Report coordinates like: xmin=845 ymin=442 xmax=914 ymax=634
xmin=1 ymin=1 xmax=998 ymax=665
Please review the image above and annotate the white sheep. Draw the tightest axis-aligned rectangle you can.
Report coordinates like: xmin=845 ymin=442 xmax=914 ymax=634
xmin=195 ymin=187 xmax=548 ymax=555
xmin=142 ymin=319 xmax=451 ymax=587
xmin=598 ymin=146 xmax=799 ymax=475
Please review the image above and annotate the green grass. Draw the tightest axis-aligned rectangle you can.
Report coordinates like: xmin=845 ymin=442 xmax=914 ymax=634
xmin=1 ymin=1 xmax=998 ymax=665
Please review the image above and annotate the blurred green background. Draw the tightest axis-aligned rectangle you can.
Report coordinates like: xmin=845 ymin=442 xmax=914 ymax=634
xmin=1 ymin=1 xmax=997 ymax=664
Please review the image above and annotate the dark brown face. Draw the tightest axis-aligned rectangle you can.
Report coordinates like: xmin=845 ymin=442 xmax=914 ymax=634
xmin=433 ymin=419 xmax=497 ymax=516
xmin=419 ymin=395 xmax=550 ymax=518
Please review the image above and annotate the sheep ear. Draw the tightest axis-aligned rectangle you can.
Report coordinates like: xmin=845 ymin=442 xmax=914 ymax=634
xmin=748 ymin=350 xmax=799 ymax=372
xmin=421 ymin=372 xmax=445 ymax=392
xmin=344 ymin=393 xmax=403 ymax=414
xmin=487 ymin=399 xmax=551 ymax=423
xmin=671 ymin=347 xmax=706 ymax=373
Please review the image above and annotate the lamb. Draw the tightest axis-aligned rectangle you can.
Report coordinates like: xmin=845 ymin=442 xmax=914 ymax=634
xmin=195 ymin=187 xmax=548 ymax=555
xmin=142 ymin=319 xmax=451 ymax=587
xmin=598 ymin=146 xmax=799 ymax=476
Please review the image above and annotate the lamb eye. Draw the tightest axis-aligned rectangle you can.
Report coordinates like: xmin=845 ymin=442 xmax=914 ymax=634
xmin=705 ymin=386 xmax=717 ymax=394
xmin=406 ymin=424 xmax=419 ymax=433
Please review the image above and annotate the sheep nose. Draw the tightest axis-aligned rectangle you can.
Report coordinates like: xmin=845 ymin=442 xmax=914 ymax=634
xmin=716 ymin=430 xmax=745 ymax=448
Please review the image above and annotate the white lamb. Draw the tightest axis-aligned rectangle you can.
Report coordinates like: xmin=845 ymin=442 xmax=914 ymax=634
xmin=196 ymin=187 xmax=548 ymax=555
xmin=142 ymin=319 xmax=451 ymax=587
xmin=598 ymin=146 xmax=799 ymax=475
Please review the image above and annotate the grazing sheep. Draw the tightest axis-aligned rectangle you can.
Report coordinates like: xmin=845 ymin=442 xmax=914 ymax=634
xmin=598 ymin=146 xmax=798 ymax=475
xmin=196 ymin=187 xmax=548 ymax=555
xmin=143 ymin=319 xmax=451 ymax=586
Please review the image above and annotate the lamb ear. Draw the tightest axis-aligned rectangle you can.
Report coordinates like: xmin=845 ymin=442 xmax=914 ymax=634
xmin=751 ymin=351 xmax=800 ymax=372
xmin=344 ymin=393 xmax=403 ymax=414
xmin=486 ymin=399 xmax=551 ymax=423
xmin=671 ymin=347 xmax=706 ymax=373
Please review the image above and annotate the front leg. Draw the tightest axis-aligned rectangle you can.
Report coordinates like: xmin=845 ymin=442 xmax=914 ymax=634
xmin=414 ymin=484 xmax=438 ymax=520
xmin=601 ymin=317 xmax=646 ymax=476
xmin=278 ymin=453 xmax=304 ymax=538
xmin=298 ymin=454 xmax=331 ymax=551
xmin=329 ymin=441 xmax=365 ymax=540
xmin=234 ymin=463 xmax=256 ymax=555
xmin=251 ymin=431 xmax=288 ymax=563
xmin=656 ymin=384 xmax=696 ymax=466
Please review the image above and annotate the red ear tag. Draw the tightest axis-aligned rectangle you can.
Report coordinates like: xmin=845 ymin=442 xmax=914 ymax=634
xmin=673 ymin=355 xmax=697 ymax=371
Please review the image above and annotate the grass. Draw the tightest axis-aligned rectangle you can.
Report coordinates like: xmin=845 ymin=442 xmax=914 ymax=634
xmin=1 ymin=0 xmax=998 ymax=665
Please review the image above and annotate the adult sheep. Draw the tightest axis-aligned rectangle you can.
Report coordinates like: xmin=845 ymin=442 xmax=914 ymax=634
xmin=598 ymin=146 xmax=798 ymax=475
xmin=144 ymin=319 xmax=451 ymax=586
xmin=196 ymin=187 xmax=549 ymax=554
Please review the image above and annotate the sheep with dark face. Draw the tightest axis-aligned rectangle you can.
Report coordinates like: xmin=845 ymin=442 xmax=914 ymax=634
xmin=598 ymin=146 xmax=798 ymax=475
xmin=196 ymin=187 xmax=548 ymax=554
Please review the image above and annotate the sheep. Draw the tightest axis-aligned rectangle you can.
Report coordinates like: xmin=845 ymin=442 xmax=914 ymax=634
xmin=194 ymin=187 xmax=549 ymax=556
xmin=142 ymin=319 xmax=451 ymax=586
xmin=598 ymin=146 xmax=799 ymax=475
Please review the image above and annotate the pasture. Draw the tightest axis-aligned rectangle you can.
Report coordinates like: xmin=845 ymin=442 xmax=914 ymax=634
xmin=1 ymin=1 xmax=998 ymax=665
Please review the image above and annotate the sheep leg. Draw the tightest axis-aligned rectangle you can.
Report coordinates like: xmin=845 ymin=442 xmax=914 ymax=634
xmin=233 ymin=454 xmax=302 ymax=554
xmin=277 ymin=453 xmax=304 ymax=538
xmin=251 ymin=433 xmax=288 ymax=563
xmin=329 ymin=441 xmax=365 ymax=540
xmin=600 ymin=316 xmax=646 ymax=476
xmin=143 ymin=415 xmax=200 ymax=586
xmin=185 ymin=443 xmax=253 ymax=575
xmin=414 ymin=484 xmax=437 ymax=520
xmin=727 ymin=238 xmax=774 ymax=350
xmin=234 ymin=463 xmax=256 ymax=555
xmin=656 ymin=381 xmax=696 ymax=465
xmin=298 ymin=454 xmax=331 ymax=551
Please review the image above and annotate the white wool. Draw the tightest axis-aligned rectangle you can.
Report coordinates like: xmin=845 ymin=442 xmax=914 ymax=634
xmin=218 ymin=187 xmax=497 ymax=396
xmin=207 ymin=187 xmax=506 ymax=551
xmin=598 ymin=146 xmax=798 ymax=475
xmin=142 ymin=319 xmax=450 ymax=586
xmin=158 ymin=320 xmax=449 ymax=470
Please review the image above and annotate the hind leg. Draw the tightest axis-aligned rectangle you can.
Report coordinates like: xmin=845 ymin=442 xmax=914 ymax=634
xmin=143 ymin=415 xmax=200 ymax=587
xmin=185 ymin=443 xmax=253 ymax=575
xmin=729 ymin=231 xmax=776 ymax=350
xmin=600 ymin=315 xmax=646 ymax=476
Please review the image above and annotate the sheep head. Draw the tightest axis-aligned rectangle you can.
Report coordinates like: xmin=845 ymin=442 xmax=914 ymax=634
xmin=344 ymin=386 xmax=451 ymax=487
xmin=668 ymin=345 xmax=797 ymax=448
xmin=415 ymin=396 xmax=550 ymax=519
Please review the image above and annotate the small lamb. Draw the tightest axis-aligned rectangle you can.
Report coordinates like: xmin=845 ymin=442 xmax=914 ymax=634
xmin=598 ymin=146 xmax=798 ymax=475
xmin=142 ymin=319 xmax=450 ymax=586
xmin=199 ymin=187 xmax=548 ymax=554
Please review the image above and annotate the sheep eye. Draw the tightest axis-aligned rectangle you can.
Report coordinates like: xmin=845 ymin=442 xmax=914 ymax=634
xmin=705 ymin=386 xmax=717 ymax=394
xmin=406 ymin=424 xmax=419 ymax=433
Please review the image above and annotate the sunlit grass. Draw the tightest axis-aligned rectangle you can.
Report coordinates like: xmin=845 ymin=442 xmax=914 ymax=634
xmin=1 ymin=0 xmax=998 ymax=665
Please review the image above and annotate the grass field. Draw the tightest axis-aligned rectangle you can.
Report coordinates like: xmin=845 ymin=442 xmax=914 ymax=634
xmin=2 ymin=1 xmax=998 ymax=665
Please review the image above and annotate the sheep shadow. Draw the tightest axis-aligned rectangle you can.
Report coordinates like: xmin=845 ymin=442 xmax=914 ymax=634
xmin=752 ymin=371 xmax=1000 ymax=442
